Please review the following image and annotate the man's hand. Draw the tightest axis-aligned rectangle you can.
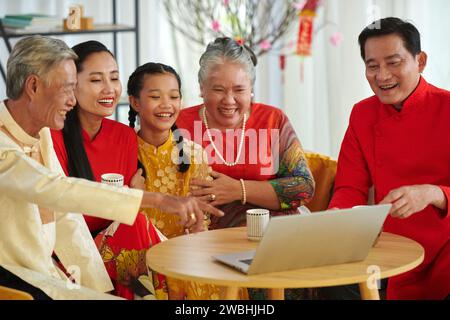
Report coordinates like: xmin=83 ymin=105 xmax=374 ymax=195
xmin=154 ymin=193 xmax=224 ymax=232
xmin=380 ymin=184 xmax=446 ymax=219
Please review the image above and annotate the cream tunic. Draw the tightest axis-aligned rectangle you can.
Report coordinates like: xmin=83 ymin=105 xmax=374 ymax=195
xmin=0 ymin=101 xmax=143 ymax=299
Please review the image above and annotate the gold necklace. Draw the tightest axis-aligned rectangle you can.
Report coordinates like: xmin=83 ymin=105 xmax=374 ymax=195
xmin=202 ymin=107 xmax=247 ymax=167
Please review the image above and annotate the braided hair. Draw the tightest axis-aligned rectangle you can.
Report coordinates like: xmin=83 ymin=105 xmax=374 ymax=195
xmin=62 ymin=40 xmax=114 ymax=180
xmin=127 ymin=62 xmax=190 ymax=173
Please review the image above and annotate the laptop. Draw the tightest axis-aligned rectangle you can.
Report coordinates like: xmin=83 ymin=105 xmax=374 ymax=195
xmin=212 ymin=204 xmax=391 ymax=275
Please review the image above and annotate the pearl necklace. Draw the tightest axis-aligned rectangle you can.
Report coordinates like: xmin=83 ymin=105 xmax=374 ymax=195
xmin=202 ymin=107 xmax=247 ymax=167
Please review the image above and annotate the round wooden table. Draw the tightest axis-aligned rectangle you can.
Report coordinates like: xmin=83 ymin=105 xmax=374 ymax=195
xmin=146 ymin=227 xmax=424 ymax=300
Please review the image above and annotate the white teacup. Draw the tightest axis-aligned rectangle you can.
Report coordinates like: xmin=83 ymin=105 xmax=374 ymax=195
xmin=101 ymin=173 xmax=124 ymax=187
xmin=246 ymin=209 xmax=270 ymax=241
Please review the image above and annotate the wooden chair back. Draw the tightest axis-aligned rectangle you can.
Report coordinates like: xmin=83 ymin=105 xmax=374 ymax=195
xmin=0 ymin=285 xmax=33 ymax=300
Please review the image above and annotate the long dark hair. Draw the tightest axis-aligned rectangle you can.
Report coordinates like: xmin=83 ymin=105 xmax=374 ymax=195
xmin=62 ymin=40 xmax=115 ymax=180
xmin=127 ymin=62 xmax=189 ymax=173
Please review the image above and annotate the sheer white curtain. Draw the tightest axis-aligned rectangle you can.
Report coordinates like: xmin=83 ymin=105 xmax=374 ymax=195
xmin=0 ymin=0 xmax=134 ymax=98
xmin=0 ymin=0 xmax=206 ymax=117
xmin=279 ymin=0 xmax=450 ymax=158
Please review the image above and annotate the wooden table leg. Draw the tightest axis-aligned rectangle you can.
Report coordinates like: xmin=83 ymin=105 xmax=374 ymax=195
xmin=358 ymin=282 xmax=380 ymax=300
xmin=222 ymin=286 xmax=240 ymax=300
xmin=267 ymin=288 xmax=285 ymax=300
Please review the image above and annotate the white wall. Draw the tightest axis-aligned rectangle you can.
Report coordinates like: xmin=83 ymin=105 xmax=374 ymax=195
xmin=281 ymin=0 xmax=450 ymax=157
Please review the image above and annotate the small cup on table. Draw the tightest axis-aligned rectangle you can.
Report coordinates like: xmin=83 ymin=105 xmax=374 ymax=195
xmin=101 ymin=173 xmax=124 ymax=187
xmin=246 ymin=209 xmax=270 ymax=241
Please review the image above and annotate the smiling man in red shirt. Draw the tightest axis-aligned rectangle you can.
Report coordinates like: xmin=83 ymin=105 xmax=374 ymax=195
xmin=328 ymin=17 xmax=450 ymax=300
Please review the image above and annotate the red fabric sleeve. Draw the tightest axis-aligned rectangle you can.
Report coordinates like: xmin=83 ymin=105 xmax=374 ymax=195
xmin=50 ymin=129 xmax=69 ymax=176
xmin=328 ymin=109 xmax=372 ymax=209
xmin=124 ymin=131 xmax=138 ymax=186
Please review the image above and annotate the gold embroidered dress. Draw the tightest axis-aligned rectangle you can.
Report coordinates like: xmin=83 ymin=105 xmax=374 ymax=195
xmin=138 ymin=131 xmax=222 ymax=299
xmin=138 ymin=131 xmax=211 ymax=237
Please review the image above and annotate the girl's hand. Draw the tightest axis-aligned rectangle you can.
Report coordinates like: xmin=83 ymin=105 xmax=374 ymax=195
xmin=130 ymin=168 xmax=145 ymax=190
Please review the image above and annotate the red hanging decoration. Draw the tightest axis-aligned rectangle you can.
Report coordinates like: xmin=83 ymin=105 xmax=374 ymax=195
xmin=279 ymin=54 xmax=286 ymax=84
xmin=296 ymin=0 xmax=319 ymax=56
xmin=279 ymin=54 xmax=286 ymax=71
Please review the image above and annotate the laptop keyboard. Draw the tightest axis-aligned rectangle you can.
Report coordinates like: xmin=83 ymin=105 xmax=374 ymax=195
xmin=240 ymin=259 xmax=253 ymax=265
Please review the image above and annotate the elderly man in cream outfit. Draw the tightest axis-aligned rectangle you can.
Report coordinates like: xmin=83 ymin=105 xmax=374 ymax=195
xmin=0 ymin=36 xmax=223 ymax=300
